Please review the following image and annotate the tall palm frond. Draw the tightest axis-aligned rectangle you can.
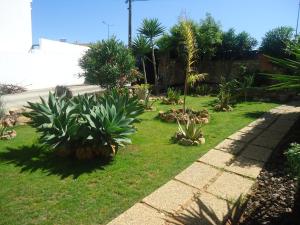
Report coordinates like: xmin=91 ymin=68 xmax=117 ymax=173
xmin=262 ymin=44 xmax=300 ymax=91
xmin=138 ymin=18 xmax=165 ymax=39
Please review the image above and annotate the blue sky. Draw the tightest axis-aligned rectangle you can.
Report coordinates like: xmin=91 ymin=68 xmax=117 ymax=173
xmin=32 ymin=0 xmax=297 ymax=45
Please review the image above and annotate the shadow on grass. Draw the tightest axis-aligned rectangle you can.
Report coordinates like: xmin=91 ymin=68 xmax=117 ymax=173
xmin=0 ymin=144 xmax=112 ymax=179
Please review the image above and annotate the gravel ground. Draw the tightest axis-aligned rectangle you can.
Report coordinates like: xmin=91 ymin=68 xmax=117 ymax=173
xmin=241 ymin=118 xmax=300 ymax=225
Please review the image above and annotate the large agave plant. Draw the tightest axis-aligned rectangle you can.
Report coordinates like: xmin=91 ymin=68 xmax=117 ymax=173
xmin=177 ymin=119 xmax=203 ymax=141
xmin=173 ymin=119 xmax=205 ymax=146
xmin=100 ymin=88 xmax=144 ymax=121
xmin=24 ymin=91 xmax=144 ymax=159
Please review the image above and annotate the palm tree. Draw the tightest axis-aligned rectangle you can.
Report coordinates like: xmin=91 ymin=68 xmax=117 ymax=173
xmin=132 ymin=35 xmax=151 ymax=84
xmin=138 ymin=18 xmax=165 ymax=94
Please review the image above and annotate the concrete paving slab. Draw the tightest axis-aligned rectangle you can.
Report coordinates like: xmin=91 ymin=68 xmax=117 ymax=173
xmin=199 ymin=149 xmax=235 ymax=169
xmin=247 ymin=116 xmax=275 ymax=129
xmin=251 ymin=130 xmax=285 ymax=149
xmin=225 ymin=156 xmax=264 ymax=179
xmin=240 ymin=145 xmax=273 ymax=162
xmin=268 ymin=119 xmax=295 ymax=134
xmin=107 ymin=203 xmax=165 ymax=225
xmin=170 ymin=192 xmax=230 ymax=225
xmin=143 ymin=180 xmax=199 ymax=213
xmin=228 ymin=131 xmax=256 ymax=143
xmin=214 ymin=139 xmax=246 ymax=155
xmin=238 ymin=126 xmax=264 ymax=136
xmin=175 ymin=162 xmax=220 ymax=190
xmin=207 ymin=172 xmax=254 ymax=202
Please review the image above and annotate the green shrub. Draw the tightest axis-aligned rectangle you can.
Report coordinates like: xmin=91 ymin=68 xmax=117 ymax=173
xmin=133 ymin=84 xmax=151 ymax=100
xmin=79 ymin=37 xmax=136 ymax=89
xmin=54 ymin=85 xmax=73 ymax=99
xmin=192 ymin=84 xmax=213 ymax=96
xmin=215 ymin=77 xmax=238 ymax=111
xmin=24 ymin=91 xmax=144 ymax=160
xmin=285 ymin=143 xmax=300 ymax=177
xmin=162 ymin=88 xmax=182 ymax=105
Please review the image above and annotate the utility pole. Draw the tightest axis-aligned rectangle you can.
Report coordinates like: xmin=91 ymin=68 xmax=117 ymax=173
xmin=126 ymin=0 xmax=149 ymax=48
xmin=128 ymin=0 xmax=132 ymax=48
xmin=296 ymin=0 xmax=300 ymax=38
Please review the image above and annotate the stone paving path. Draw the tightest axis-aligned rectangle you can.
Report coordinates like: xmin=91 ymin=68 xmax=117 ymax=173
xmin=107 ymin=102 xmax=300 ymax=225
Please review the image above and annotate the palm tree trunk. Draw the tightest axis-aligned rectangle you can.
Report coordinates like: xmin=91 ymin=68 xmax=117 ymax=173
xmin=183 ymin=66 xmax=190 ymax=113
xmin=142 ymin=58 xmax=147 ymax=84
xmin=151 ymin=40 xmax=159 ymax=95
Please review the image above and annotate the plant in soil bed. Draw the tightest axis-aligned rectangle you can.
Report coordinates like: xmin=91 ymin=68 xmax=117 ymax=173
xmin=214 ymin=77 xmax=238 ymax=112
xmin=159 ymin=108 xmax=209 ymax=124
xmin=24 ymin=90 xmax=144 ymax=160
xmin=0 ymin=96 xmax=17 ymax=140
xmin=161 ymin=88 xmax=183 ymax=105
xmin=172 ymin=119 xmax=205 ymax=146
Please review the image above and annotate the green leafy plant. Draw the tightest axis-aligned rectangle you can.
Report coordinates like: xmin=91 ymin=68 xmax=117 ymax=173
xmin=173 ymin=119 xmax=205 ymax=146
xmin=285 ymin=143 xmax=300 ymax=177
xmin=54 ymin=85 xmax=73 ymax=99
xmin=215 ymin=77 xmax=238 ymax=111
xmin=133 ymin=84 xmax=151 ymax=101
xmin=138 ymin=18 xmax=165 ymax=94
xmin=79 ymin=37 xmax=136 ymax=89
xmin=192 ymin=84 xmax=213 ymax=96
xmin=24 ymin=91 xmax=144 ymax=160
xmin=162 ymin=88 xmax=182 ymax=105
xmin=238 ymin=74 xmax=254 ymax=101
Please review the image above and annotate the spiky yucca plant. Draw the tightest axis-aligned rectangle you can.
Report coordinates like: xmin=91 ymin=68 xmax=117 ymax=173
xmin=180 ymin=20 xmax=205 ymax=112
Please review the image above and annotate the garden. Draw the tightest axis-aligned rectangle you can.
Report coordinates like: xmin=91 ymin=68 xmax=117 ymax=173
xmin=1 ymin=14 xmax=300 ymax=225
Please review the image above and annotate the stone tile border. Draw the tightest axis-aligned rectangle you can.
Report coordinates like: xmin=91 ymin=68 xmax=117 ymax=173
xmin=107 ymin=103 xmax=300 ymax=225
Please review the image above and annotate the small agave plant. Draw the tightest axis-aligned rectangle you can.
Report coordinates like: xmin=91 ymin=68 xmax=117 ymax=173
xmin=173 ymin=119 xmax=205 ymax=146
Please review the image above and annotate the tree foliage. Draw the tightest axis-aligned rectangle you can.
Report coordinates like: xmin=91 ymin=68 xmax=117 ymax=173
xmin=79 ymin=37 xmax=136 ymax=89
xmin=196 ymin=13 xmax=223 ymax=60
xmin=217 ymin=28 xmax=257 ymax=59
xmin=138 ymin=18 xmax=165 ymax=94
xmin=260 ymin=26 xmax=294 ymax=58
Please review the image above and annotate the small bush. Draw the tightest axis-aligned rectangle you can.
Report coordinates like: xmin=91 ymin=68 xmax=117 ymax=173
xmin=54 ymin=86 xmax=73 ymax=99
xmin=192 ymin=84 xmax=213 ymax=96
xmin=133 ymin=84 xmax=151 ymax=100
xmin=162 ymin=88 xmax=182 ymax=105
xmin=215 ymin=77 xmax=238 ymax=111
xmin=24 ymin=90 xmax=144 ymax=160
xmin=285 ymin=143 xmax=300 ymax=177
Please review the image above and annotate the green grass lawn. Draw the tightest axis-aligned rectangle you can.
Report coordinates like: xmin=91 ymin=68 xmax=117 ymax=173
xmin=0 ymin=96 xmax=278 ymax=225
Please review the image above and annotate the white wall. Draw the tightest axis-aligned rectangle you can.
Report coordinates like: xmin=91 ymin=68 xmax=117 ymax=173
xmin=0 ymin=39 xmax=89 ymax=89
xmin=0 ymin=0 xmax=32 ymax=53
xmin=0 ymin=1 xmax=90 ymax=90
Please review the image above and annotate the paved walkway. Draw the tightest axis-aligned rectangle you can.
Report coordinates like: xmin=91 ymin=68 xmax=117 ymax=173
xmin=2 ymin=85 xmax=103 ymax=111
xmin=107 ymin=102 xmax=300 ymax=225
